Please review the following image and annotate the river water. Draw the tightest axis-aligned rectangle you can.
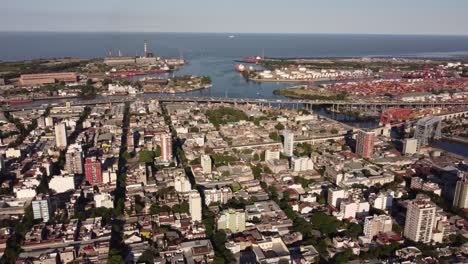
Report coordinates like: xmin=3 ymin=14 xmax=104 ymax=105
xmin=1 ymin=32 xmax=467 ymax=155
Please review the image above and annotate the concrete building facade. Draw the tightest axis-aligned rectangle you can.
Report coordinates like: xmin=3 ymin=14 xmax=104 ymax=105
xmin=217 ymin=209 xmax=246 ymax=233
xmin=356 ymin=130 xmax=375 ymax=158
xmin=189 ymin=190 xmax=202 ymax=222
xmin=404 ymin=195 xmax=436 ymax=243
xmin=283 ymin=130 xmax=294 ymax=157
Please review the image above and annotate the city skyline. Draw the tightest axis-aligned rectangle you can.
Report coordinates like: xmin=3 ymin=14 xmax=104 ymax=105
xmin=2 ymin=0 xmax=468 ymax=35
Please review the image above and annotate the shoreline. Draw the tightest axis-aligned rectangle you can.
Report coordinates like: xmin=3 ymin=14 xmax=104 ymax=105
xmin=4 ymin=85 xmax=213 ymax=103
xmin=272 ymin=87 xmax=349 ymax=101
xmin=249 ymin=77 xmax=332 ymax=83
xmin=441 ymin=136 xmax=468 ymax=145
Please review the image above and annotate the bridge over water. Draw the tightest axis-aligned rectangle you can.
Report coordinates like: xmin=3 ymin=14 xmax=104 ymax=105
xmin=4 ymin=95 xmax=468 ymax=112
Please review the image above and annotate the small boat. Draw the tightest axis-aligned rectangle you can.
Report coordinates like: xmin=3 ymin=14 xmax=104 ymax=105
xmin=229 ymin=35 xmax=235 ymax=38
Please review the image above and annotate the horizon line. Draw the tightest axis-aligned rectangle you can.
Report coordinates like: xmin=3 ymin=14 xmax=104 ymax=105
xmin=1 ymin=30 xmax=468 ymax=37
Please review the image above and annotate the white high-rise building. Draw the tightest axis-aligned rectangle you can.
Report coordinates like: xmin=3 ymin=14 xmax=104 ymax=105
xmin=32 ymin=195 xmax=52 ymax=222
xmin=283 ymin=130 xmax=294 ymax=157
xmin=291 ymin=156 xmax=314 ymax=172
xmin=371 ymin=192 xmax=393 ymax=211
xmin=217 ymin=209 xmax=246 ymax=233
xmin=175 ymin=173 xmax=191 ymax=193
xmin=404 ymin=195 xmax=436 ymax=244
xmin=189 ymin=190 xmax=202 ymax=222
xmin=54 ymin=122 xmax=67 ymax=149
xmin=201 ymin=154 xmax=212 ymax=174
xmin=403 ymin=138 xmax=418 ymax=155
xmin=65 ymin=144 xmax=83 ymax=174
xmin=453 ymin=175 xmax=468 ymax=209
xmin=328 ymin=187 xmax=346 ymax=208
xmin=363 ymin=215 xmax=393 ymax=238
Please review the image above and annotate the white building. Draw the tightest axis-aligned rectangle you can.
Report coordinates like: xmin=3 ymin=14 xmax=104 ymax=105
xmin=102 ymin=170 xmax=117 ymax=184
xmin=403 ymin=138 xmax=418 ymax=155
xmin=175 ymin=173 xmax=191 ymax=193
xmin=291 ymin=156 xmax=314 ymax=172
xmin=189 ymin=190 xmax=202 ymax=222
xmin=340 ymin=199 xmax=370 ymax=219
xmin=32 ymin=195 xmax=52 ymax=222
xmin=45 ymin=116 xmax=53 ymax=127
xmin=371 ymin=193 xmax=393 ymax=211
xmin=328 ymin=188 xmax=346 ymax=208
xmin=15 ymin=188 xmax=37 ymax=199
xmin=108 ymin=84 xmax=137 ymax=95
xmin=94 ymin=193 xmax=114 ymax=208
xmin=65 ymin=144 xmax=83 ymax=174
xmin=201 ymin=154 xmax=212 ymax=174
xmin=5 ymin=148 xmax=21 ymax=159
xmin=264 ymin=149 xmax=280 ymax=162
xmin=217 ymin=209 xmax=246 ymax=233
xmin=453 ymin=176 xmax=468 ymax=209
xmin=204 ymin=187 xmax=233 ymax=206
xmin=54 ymin=122 xmax=68 ymax=149
xmin=49 ymin=175 xmax=75 ymax=194
xmin=363 ymin=215 xmax=392 ymax=238
xmin=283 ymin=130 xmax=294 ymax=157
xmin=404 ymin=195 xmax=436 ymax=244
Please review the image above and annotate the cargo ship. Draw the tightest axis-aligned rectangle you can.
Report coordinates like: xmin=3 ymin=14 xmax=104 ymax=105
xmin=8 ymin=98 xmax=33 ymax=105
xmin=241 ymin=56 xmax=263 ymax=64
xmin=235 ymin=64 xmax=254 ymax=72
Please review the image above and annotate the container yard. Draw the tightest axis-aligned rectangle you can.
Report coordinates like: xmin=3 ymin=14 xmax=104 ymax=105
xmin=324 ymin=78 xmax=468 ymax=98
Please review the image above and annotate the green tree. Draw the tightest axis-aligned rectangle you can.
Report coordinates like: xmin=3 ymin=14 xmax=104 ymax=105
xmin=311 ymin=213 xmax=340 ymax=235
xmin=251 ymin=164 xmax=262 ymax=180
xmin=79 ymin=84 xmax=97 ymax=99
xmin=206 ymin=106 xmax=248 ymax=128
xmin=137 ymin=248 xmax=158 ymax=264
xmin=173 ymin=201 xmax=189 ymax=213
xmin=150 ymin=204 xmax=171 ymax=214
xmin=344 ymin=222 xmax=362 ymax=238
xmin=275 ymin=123 xmax=285 ymax=130
xmin=154 ymin=146 xmax=161 ymax=157
xmin=269 ymin=131 xmax=281 ymax=142
xmin=138 ymin=150 xmax=155 ymax=164
xmin=334 ymin=248 xmax=354 ymax=264
xmin=107 ymin=254 xmax=125 ymax=264
xmin=201 ymin=76 xmax=212 ymax=84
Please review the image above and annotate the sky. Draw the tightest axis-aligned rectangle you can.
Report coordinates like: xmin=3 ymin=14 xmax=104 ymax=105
xmin=1 ymin=0 xmax=468 ymax=35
